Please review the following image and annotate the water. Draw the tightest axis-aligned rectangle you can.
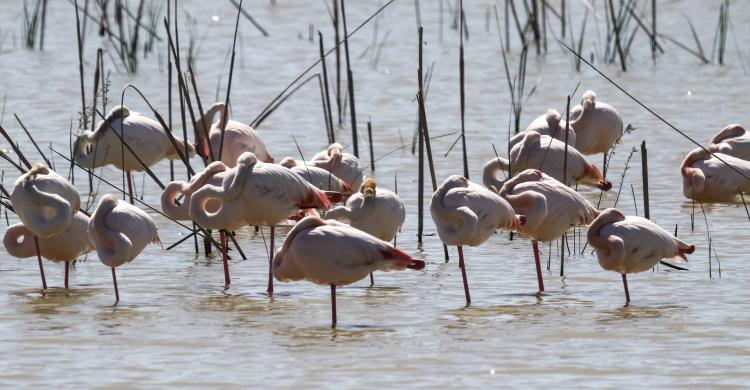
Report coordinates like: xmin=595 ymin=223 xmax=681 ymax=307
xmin=1 ymin=1 xmax=749 ymax=387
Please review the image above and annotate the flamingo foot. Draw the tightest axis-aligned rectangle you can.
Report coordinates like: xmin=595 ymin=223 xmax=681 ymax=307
xmin=267 ymin=226 xmax=275 ymax=295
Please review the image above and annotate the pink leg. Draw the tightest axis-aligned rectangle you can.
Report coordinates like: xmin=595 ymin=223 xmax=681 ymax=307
xmin=457 ymin=246 xmax=471 ymax=305
xmin=602 ymin=153 xmax=608 ymax=180
xmin=369 ymin=272 xmax=374 ymax=287
xmin=126 ymin=170 xmax=134 ymax=204
xmin=34 ymin=236 xmax=47 ymax=290
xmin=112 ymin=267 xmax=120 ymax=304
xmin=220 ymin=230 xmax=230 ymax=286
xmin=267 ymin=226 xmax=275 ymax=295
xmin=533 ymin=240 xmax=544 ymax=292
xmin=622 ymin=273 xmax=630 ymax=304
xmin=330 ymin=284 xmax=337 ymax=329
xmin=64 ymin=261 xmax=69 ymax=289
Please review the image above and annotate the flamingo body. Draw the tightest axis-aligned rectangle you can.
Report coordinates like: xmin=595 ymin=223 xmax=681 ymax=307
xmin=194 ymin=102 xmax=273 ymax=166
xmin=74 ymin=106 xmax=194 ymax=171
xmin=509 ymin=109 xmax=577 ymax=148
xmin=189 ymin=152 xmax=333 ymax=231
xmin=681 ymin=147 xmax=750 ymax=202
xmin=708 ymin=124 xmax=750 ymax=160
xmin=10 ymin=164 xmax=80 ymax=238
xmin=431 ymin=175 xmax=522 ymax=247
xmin=88 ymin=194 xmax=159 ymax=268
xmin=486 ymin=131 xmax=611 ymax=190
xmin=588 ymin=208 xmax=695 ymax=274
xmin=498 ymin=169 xmax=598 ymax=242
xmin=4 ymin=212 xmax=92 ymax=262
xmin=569 ymin=90 xmax=624 ymax=156
xmin=280 ymin=157 xmax=353 ymax=195
xmin=326 ymin=178 xmax=404 ymax=242
xmin=310 ymin=143 xmax=365 ymax=190
xmin=273 ymin=217 xmax=424 ymax=285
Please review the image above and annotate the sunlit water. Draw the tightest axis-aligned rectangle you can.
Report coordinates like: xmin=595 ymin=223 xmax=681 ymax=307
xmin=1 ymin=1 xmax=749 ymax=387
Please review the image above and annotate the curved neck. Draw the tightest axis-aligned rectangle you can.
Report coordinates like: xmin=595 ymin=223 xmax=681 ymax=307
xmin=161 ymin=181 xmax=192 ymax=220
xmin=91 ymin=198 xmax=132 ymax=265
xmin=587 ymin=210 xmax=622 ymax=250
xmin=482 ymin=157 xmax=508 ymax=192
xmin=325 ymin=205 xmax=352 ymax=222
xmin=21 ymin=178 xmax=73 ymax=237
xmin=570 ymin=95 xmax=595 ymax=130
xmin=3 ymin=224 xmax=36 ymax=258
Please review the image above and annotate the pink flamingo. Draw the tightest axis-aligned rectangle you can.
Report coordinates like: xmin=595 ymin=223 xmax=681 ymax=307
xmin=73 ymin=105 xmax=194 ymax=203
xmin=708 ymin=124 xmax=750 ymax=160
xmin=484 ymin=130 xmax=612 ymax=191
xmin=272 ymin=216 xmax=424 ymax=328
xmin=681 ymin=147 xmax=750 ymax=202
xmin=430 ymin=175 xmax=525 ymax=304
xmin=9 ymin=163 xmax=80 ymax=289
xmin=88 ymin=194 xmax=160 ymax=303
xmin=509 ymin=109 xmax=577 ymax=148
xmin=568 ymin=90 xmax=624 ymax=175
xmin=194 ymin=102 xmax=273 ymax=166
xmin=189 ymin=152 xmax=337 ymax=292
xmin=161 ymin=161 xmax=228 ymax=221
xmin=310 ymin=143 xmax=365 ymax=191
xmin=4 ymin=212 xmax=92 ymax=288
xmin=280 ymin=157 xmax=353 ymax=196
xmin=326 ymin=178 xmax=405 ymax=285
xmin=587 ymin=208 xmax=694 ymax=304
xmin=497 ymin=169 xmax=599 ymax=292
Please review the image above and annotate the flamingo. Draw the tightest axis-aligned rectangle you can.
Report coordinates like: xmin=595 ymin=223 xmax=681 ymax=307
xmin=326 ymin=178 xmax=405 ymax=285
xmin=430 ymin=175 xmax=525 ymax=304
xmin=189 ymin=152 xmax=337 ymax=292
xmin=497 ymin=169 xmax=599 ymax=292
xmin=73 ymin=105 xmax=195 ymax=203
xmin=708 ymin=124 xmax=750 ymax=160
xmin=587 ymin=208 xmax=695 ymax=304
xmin=681 ymin=147 xmax=750 ymax=202
xmin=280 ymin=157 xmax=353 ymax=195
xmin=9 ymin=163 xmax=80 ymax=289
xmin=568 ymin=90 xmax=624 ymax=175
xmin=509 ymin=109 xmax=577 ymax=148
xmin=309 ymin=143 xmax=366 ymax=191
xmin=272 ymin=216 xmax=424 ymax=328
xmin=4 ymin=212 xmax=92 ymax=288
xmin=484 ymin=130 xmax=612 ymax=191
xmin=194 ymin=101 xmax=273 ymax=166
xmin=88 ymin=194 xmax=160 ymax=303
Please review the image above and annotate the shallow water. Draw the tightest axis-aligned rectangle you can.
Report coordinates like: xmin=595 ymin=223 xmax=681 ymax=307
xmin=1 ymin=0 xmax=750 ymax=387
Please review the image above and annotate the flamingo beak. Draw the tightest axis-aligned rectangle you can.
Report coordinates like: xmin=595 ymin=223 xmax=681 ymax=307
xmin=597 ymin=180 xmax=612 ymax=191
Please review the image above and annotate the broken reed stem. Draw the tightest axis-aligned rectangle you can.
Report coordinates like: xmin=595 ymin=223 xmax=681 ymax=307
xmin=367 ymin=120 xmax=374 ymax=171
xmin=417 ymin=93 xmax=424 ymax=244
xmin=607 ymin=0 xmax=627 ymax=72
xmin=651 ymin=0 xmax=657 ymax=60
xmin=217 ymin=0 xmax=243 ymax=162
xmin=740 ymin=189 xmax=750 ymax=224
xmin=417 ymin=27 xmax=437 ymax=190
xmin=319 ymin=31 xmax=335 ymax=144
xmin=563 ymin=95 xmax=571 ymax=185
xmin=459 ymin=0 xmax=468 ymax=178
xmin=228 ymin=0 xmax=269 ymax=37
xmin=333 ymin=0 xmax=342 ymax=125
xmin=341 ymin=0 xmax=359 ymax=158
xmin=13 ymin=114 xmax=50 ymax=167
xmin=317 ymin=75 xmax=332 ymax=144
xmin=641 ymin=140 xmax=650 ymax=219
xmin=0 ymin=125 xmax=32 ymax=169
xmin=630 ymin=184 xmax=638 ymax=215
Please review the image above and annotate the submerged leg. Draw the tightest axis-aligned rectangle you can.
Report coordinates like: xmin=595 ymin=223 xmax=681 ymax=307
xmin=64 ymin=261 xmax=69 ymax=289
xmin=330 ymin=284 xmax=337 ymax=329
xmin=267 ymin=226 xmax=275 ymax=295
xmin=34 ymin=236 xmax=47 ymax=290
xmin=533 ymin=240 xmax=545 ymax=292
xmin=220 ymin=230 xmax=230 ymax=286
xmin=622 ymin=273 xmax=630 ymax=304
xmin=457 ymin=246 xmax=471 ymax=305
xmin=369 ymin=272 xmax=374 ymax=287
xmin=126 ymin=170 xmax=134 ymax=204
xmin=112 ymin=267 xmax=120 ymax=304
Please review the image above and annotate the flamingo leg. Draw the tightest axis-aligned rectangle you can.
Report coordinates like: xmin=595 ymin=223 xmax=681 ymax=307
xmin=602 ymin=153 xmax=608 ymax=180
xmin=220 ymin=230 xmax=230 ymax=286
xmin=112 ymin=267 xmax=120 ymax=304
xmin=267 ymin=226 xmax=275 ymax=295
xmin=126 ymin=170 xmax=134 ymax=204
xmin=330 ymin=284 xmax=337 ymax=329
xmin=369 ymin=272 xmax=374 ymax=287
xmin=64 ymin=261 xmax=69 ymax=289
xmin=622 ymin=273 xmax=630 ymax=304
xmin=457 ymin=246 xmax=471 ymax=305
xmin=533 ymin=240 xmax=545 ymax=292
xmin=33 ymin=236 xmax=47 ymax=290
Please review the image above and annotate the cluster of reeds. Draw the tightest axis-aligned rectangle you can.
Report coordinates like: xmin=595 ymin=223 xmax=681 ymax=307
xmin=21 ymin=0 xmax=48 ymax=50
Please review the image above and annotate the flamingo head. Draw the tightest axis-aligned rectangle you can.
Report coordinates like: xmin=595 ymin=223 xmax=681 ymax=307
xmin=279 ymin=157 xmax=298 ymax=168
